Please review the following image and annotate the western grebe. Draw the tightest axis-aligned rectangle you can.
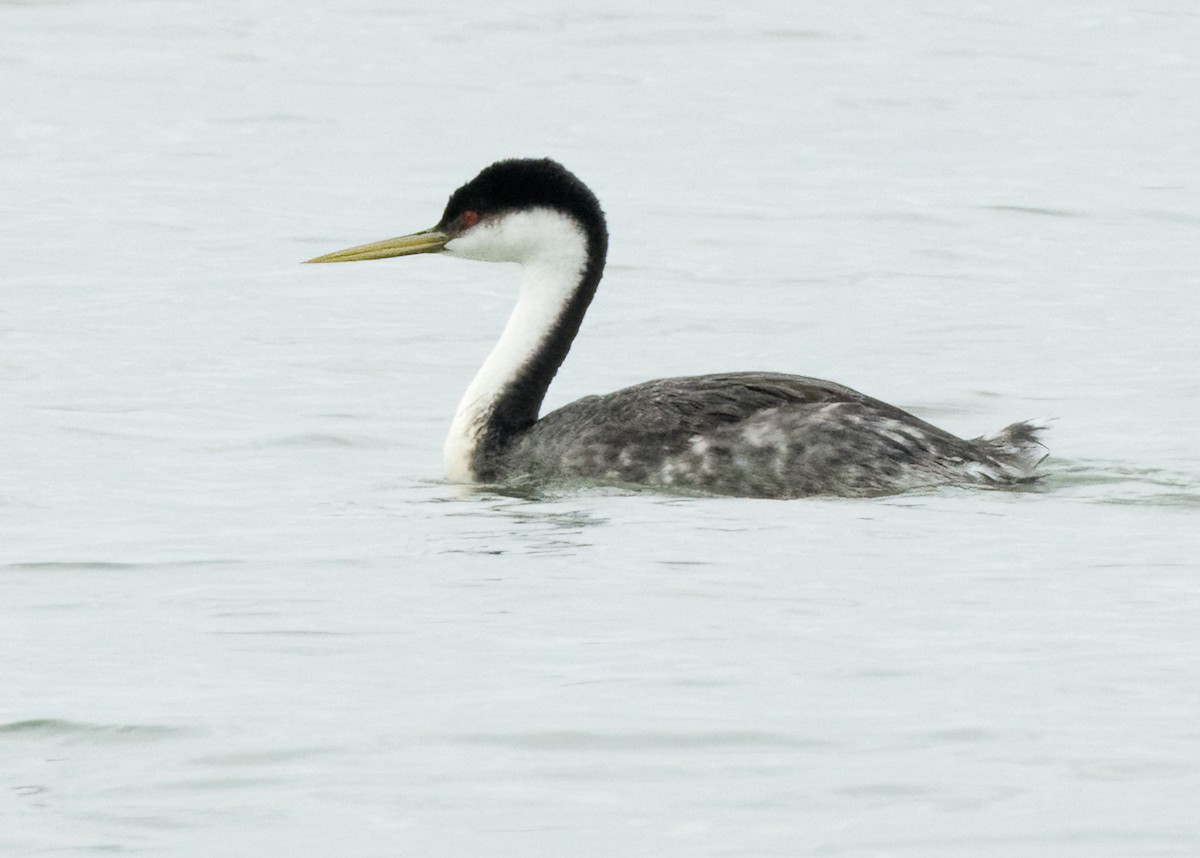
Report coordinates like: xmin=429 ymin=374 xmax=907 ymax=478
xmin=306 ymin=158 xmax=1049 ymax=498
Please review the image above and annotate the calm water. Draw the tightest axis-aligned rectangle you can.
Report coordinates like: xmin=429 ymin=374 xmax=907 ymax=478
xmin=3 ymin=2 xmax=1199 ymax=855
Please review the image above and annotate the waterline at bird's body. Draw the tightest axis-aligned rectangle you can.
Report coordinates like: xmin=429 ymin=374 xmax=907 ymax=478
xmin=306 ymin=158 xmax=1049 ymax=499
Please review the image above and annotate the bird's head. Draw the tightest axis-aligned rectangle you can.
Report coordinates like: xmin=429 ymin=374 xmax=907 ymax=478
xmin=305 ymin=158 xmax=605 ymax=267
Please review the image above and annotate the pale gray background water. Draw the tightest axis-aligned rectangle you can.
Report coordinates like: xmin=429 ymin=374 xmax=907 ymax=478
xmin=3 ymin=2 xmax=1199 ymax=855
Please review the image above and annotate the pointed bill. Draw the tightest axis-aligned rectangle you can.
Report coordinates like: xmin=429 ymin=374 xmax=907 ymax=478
xmin=304 ymin=228 xmax=448 ymax=263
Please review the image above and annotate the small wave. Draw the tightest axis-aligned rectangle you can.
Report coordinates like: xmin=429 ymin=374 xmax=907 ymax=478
xmin=207 ymin=433 xmax=396 ymax=451
xmin=191 ymin=747 xmax=337 ymax=767
xmin=442 ymin=730 xmax=827 ymax=752
xmin=3 ymin=559 xmax=238 ymax=573
xmin=0 ymin=719 xmax=192 ymax=743
xmin=1042 ymin=460 xmax=1200 ymax=507
xmin=215 ymin=629 xmax=351 ymax=637
xmin=980 ymin=204 xmax=1086 ymax=218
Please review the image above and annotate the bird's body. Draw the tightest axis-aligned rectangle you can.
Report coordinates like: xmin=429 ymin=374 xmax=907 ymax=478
xmin=308 ymin=158 xmax=1048 ymax=499
xmin=504 ymin=373 xmax=1046 ymax=497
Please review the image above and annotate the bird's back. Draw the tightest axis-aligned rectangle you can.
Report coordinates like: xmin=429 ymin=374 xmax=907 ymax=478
xmin=499 ymin=372 xmax=1048 ymax=497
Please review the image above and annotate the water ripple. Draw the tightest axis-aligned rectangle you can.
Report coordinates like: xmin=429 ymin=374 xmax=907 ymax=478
xmin=443 ymin=730 xmax=829 ymax=751
xmin=0 ymin=719 xmax=193 ymax=743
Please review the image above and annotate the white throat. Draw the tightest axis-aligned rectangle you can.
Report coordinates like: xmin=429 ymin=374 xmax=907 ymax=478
xmin=442 ymin=208 xmax=589 ymax=481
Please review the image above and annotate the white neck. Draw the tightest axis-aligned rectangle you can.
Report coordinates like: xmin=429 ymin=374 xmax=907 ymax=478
xmin=441 ymin=209 xmax=589 ymax=481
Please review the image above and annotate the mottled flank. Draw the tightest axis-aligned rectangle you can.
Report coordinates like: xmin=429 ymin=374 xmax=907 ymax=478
xmin=499 ymin=373 xmax=1049 ymax=498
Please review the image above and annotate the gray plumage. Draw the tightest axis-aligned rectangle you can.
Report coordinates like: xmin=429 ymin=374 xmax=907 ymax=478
xmin=502 ymin=372 xmax=1049 ymax=498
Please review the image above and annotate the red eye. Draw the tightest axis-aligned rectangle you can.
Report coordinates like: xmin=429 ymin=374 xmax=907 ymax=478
xmin=460 ymin=210 xmax=480 ymax=228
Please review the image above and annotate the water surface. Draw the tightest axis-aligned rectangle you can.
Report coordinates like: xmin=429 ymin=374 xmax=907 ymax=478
xmin=3 ymin=2 xmax=1199 ymax=855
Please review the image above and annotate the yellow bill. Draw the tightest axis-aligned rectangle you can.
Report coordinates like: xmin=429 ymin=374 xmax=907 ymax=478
xmin=305 ymin=228 xmax=448 ymax=263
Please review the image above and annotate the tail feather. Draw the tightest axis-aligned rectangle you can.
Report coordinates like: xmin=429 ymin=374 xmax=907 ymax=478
xmin=972 ymin=418 xmax=1053 ymax=479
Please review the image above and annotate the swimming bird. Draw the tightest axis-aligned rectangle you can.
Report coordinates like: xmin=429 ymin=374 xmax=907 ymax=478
xmin=306 ymin=158 xmax=1048 ymax=498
